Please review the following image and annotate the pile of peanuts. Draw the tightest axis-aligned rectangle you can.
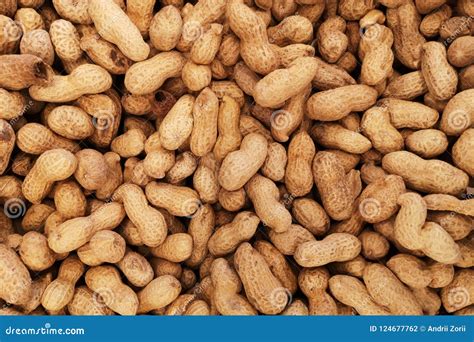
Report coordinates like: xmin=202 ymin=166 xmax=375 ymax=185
xmin=0 ymin=0 xmax=473 ymax=316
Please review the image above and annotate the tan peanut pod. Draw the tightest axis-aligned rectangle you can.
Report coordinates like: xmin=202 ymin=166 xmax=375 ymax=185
xmin=272 ymin=0 xmax=297 ymax=20
xmin=80 ymin=29 xmax=133 ymax=75
xmin=159 ymin=94 xmax=194 ymax=151
xmin=278 ymin=43 xmax=315 ymax=68
xmin=378 ymin=98 xmax=439 ymax=129
xmin=95 ymin=152 xmax=123 ymax=200
xmin=317 ymin=16 xmax=348 ymax=63
xmin=427 ymin=211 xmax=472 ymax=242
xmin=52 ymin=0 xmax=92 ymax=24
xmin=423 ymin=194 xmax=473 ymax=218
xmin=124 ymin=51 xmax=185 ymax=95
xmin=245 ymin=174 xmax=291 ymax=233
xmin=113 ymin=184 xmax=167 ymax=248
xmin=88 ymin=0 xmax=149 ymax=61
xmin=151 ymin=257 xmax=183 ymax=280
xmin=164 ymin=293 xmax=196 ymax=316
xmin=41 ymin=256 xmax=84 ymax=311
xmin=48 ymin=202 xmax=125 ymax=253
xmin=439 ymin=89 xmax=474 ymax=136
xmin=281 ymin=299 xmax=309 ymax=316
xmin=386 ymin=2 xmax=426 ymax=69
xmin=452 ymin=128 xmax=474 ymax=177
xmin=261 ymin=142 xmax=287 ymax=182
xmin=190 ymin=23 xmax=223 ymax=65
xmin=166 ymin=151 xmax=198 ymax=184
xmin=21 ymin=272 xmax=53 ymax=314
xmin=299 ymin=267 xmax=338 ymax=315
xmin=150 ymin=233 xmax=193 ymax=263
xmin=459 ymin=65 xmax=474 ymax=91
xmin=239 ymin=115 xmax=272 ymax=141
xmin=0 ymin=175 xmax=23 ymax=202
xmin=311 ymin=57 xmax=356 ymax=91
xmin=254 ymin=240 xmax=297 ymax=294
xmin=421 ymin=42 xmax=458 ymax=101
xmin=19 ymin=231 xmax=56 ymax=272
xmin=145 ymin=182 xmax=200 ymax=217
xmin=22 ymin=149 xmax=77 ymax=204
xmin=412 ymin=287 xmax=441 ymax=315
xmin=0 ymin=89 xmax=26 ymax=121
xmin=49 ymin=19 xmax=82 ymax=62
xmin=307 ymin=85 xmax=377 ymax=122
xmin=137 ymin=275 xmax=182 ymax=314
xmin=211 ymin=258 xmax=257 ymax=315
xmin=68 ymin=286 xmax=114 ymax=315
xmin=78 ymin=230 xmax=126 ymax=266
xmin=217 ymin=33 xmax=240 ymax=67
xmin=186 ymin=204 xmax=214 ymax=268
xmin=47 ymin=105 xmax=94 ymax=140
xmin=357 ymin=175 xmax=406 ymax=224
xmin=117 ymin=249 xmax=154 ymax=288
xmin=213 ymin=95 xmax=241 ymax=162
xmin=0 ymin=244 xmax=32 ymax=305
xmin=14 ymin=7 xmax=44 ymax=32
xmin=330 ymin=255 xmax=369 ymax=278
xmin=180 ymin=268 xmax=197 ymax=290
xmin=233 ymin=62 xmax=259 ymax=97
xmin=419 ymin=222 xmax=461 ymax=264
xmin=284 ymin=130 xmax=314 ymax=196
xmin=234 ymin=242 xmax=289 ymax=315
xmin=193 ymin=153 xmax=219 ymax=204
xmin=20 ymin=29 xmax=55 ymax=65
xmin=267 ymin=15 xmax=313 ymax=46
xmin=190 ymin=88 xmax=219 ymax=156
xmin=358 ymin=230 xmax=390 ymax=260
xmin=456 ymin=236 xmax=474 ymax=268
xmin=54 ymin=181 xmax=87 ymax=220
xmin=0 ymin=1 xmax=17 ymax=18
xmin=149 ymin=5 xmax=182 ymax=51
xmin=386 ymin=254 xmax=432 ymax=289
xmin=359 ymin=25 xmax=394 ymax=86
xmin=441 ymin=269 xmax=474 ymax=313
xmin=184 ymin=300 xmax=210 ymax=315
xmin=142 ymin=134 xmax=174 ymax=180
xmin=329 ymin=275 xmax=390 ymax=315
xmin=295 ymin=233 xmax=361 ymax=267
xmin=360 ymin=162 xmax=388 ymax=185
xmin=404 ymin=129 xmax=448 ymax=158
xmin=363 ymin=263 xmax=423 ymax=315
xmin=110 ymin=128 xmax=146 ymax=158
xmin=415 ymin=0 xmax=446 ymax=14
xmin=210 ymin=81 xmax=245 ymax=108
xmin=420 ymin=5 xmax=452 ymax=37
xmin=126 ymin=0 xmax=155 ymax=36
xmin=85 ymin=265 xmax=139 ymax=315
xmin=360 ymin=106 xmax=404 ymax=154
xmin=393 ymin=192 xmax=427 ymax=251
xmin=0 ymin=120 xmax=14 ymax=175
xmin=383 ymin=71 xmax=428 ymax=100
xmin=227 ymin=0 xmax=280 ymax=75
xmin=427 ymin=260 xmax=455 ymax=287
xmin=218 ymin=188 xmax=246 ymax=212
xmin=0 ymin=54 xmax=54 ymax=91
xmin=181 ymin=61 xmax=211 ymax=92
xmin=17 ymin=123 xmax=80 ymax=155
xmin=338 ymin=0 xmax=374 ymax=20
xmin=382 ymin=151 xmax=469 ymax=195
xmin=447 ymin=36 xmax=474 ymax=68
xmin=73 ymin=149 xmax=108 ymax=191
xmin=312 ymin=151 xmax=356 ymax=220
xmin=21 ymin=202 xmax=54 ymax=232
xmin=208 ymin=211 xmax=260 ymax=256
xmin=218 ymin=133 xmax=268 ymax=191
xmin=311 ymin=123 xmax=371 ymax=154
xmin=29 ymin=64 xmax=112 ymax=102
xmin=292 ymin=198 xmax=329 ymax=236
xmin=254 ymin=57 xmax=317 ymax=108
